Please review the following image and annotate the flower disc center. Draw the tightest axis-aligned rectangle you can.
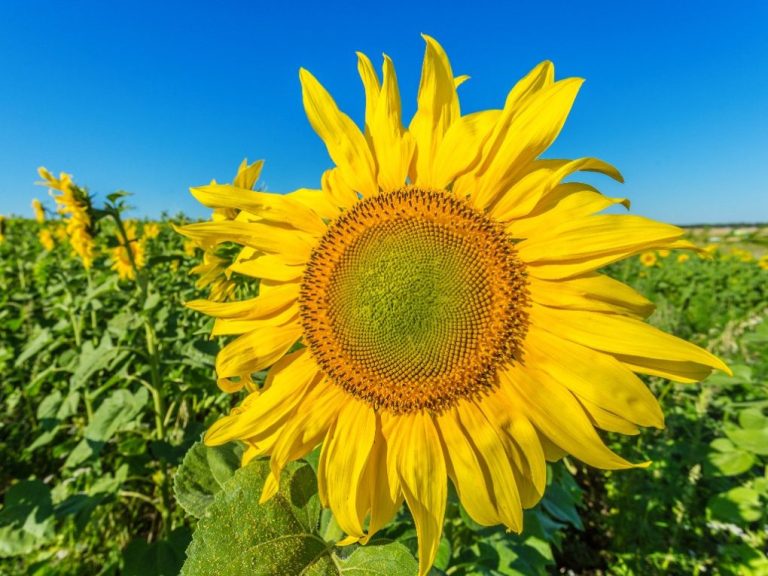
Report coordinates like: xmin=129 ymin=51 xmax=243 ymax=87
xmin=300 ymin=188 xmax=529 ymax=414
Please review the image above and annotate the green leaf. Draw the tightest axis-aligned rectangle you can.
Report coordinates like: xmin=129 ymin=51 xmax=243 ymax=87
xmin=173 ymin=441 xmax=243 ymax=518
xmin=336 ymin=541 xmax=419 ymax=574
xmin=739 ymin=408 xmax=768 ymax=430
xmin=64 ymin=388 xmax=148 ymax=468
xmin=70 ymin=333 xmax=127 ymax=389
xmin=708 ymin=448 xmax=756 ymax=476
xmin=540 ymin=483 xmax=583 ymax=530
xmin=708 ymin=486 xmax=764 ymax=524
xmin=181 ymin=460 xmax=418 ymax=576
xmin=14 ymin=328 xmax=51 ymax=367
xmin=123 ymin=526 xmax=191 ymax=576
xmin=84 ymin=388 xmax=149 ymax=442
xmin=705 ymin=364 xmax=752 ymax=386
xmin=0 ymin=480 xmax=55 ymax=557
xmin=725 ymin=425 xmax=768 ymax=456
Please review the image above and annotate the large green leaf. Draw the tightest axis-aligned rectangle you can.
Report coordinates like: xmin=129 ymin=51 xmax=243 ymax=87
xmin=708 ymin=486 xmax=764 ymax=524
xmin=181 ymin=460 xmax=417 ymax=576
xmin=64 ymin=387 xmax=149 ymax=468
xmin=173 ymin=441 xmax=243 ymax=518
xmin=0 ymin=480 xmax=55 ymax=557
xmin=708 ymin=438 xmax=757 ymax=476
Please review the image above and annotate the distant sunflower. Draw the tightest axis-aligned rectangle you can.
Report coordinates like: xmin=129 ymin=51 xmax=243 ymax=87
xmin=37 ymin=168 xmax=96 ymax=268
xmin=180 ymin=159 xmax=264 ymax=302
xmin=639 ymin=251 xmax=658 ymax=267
xmin=39 ymin=229 xmax=55 ymax=251
xmin=32 ymin=198 xmax=46 ymax=223
xmin=178 ymin=36 xmax=729 ymax=576
xmin=111 ymin=220 xmax=145 ymax=280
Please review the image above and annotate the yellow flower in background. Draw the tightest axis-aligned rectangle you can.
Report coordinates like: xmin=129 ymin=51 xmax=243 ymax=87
xmin=39 ymin=229 xmax=55 ymax=251
xmin=143 ymin=222 xmax=161 ymax=240
xmin=190 ymin=251 xmax=237 ymax=303
xmin=758 ymin=255 xmax=768 ymax=271
xmin=657 ymin=249 xmax=670 ymax=258
xmin=0 ymin=215 xmax=6 ymax=243
xmin=32 ymin=198 xmax=46 ymax=223
xmin=183 ymin=238 xmax=198 ymax=257
xmin=111 ymin=221 xmax=146 ymax=280
xmin=53 ymin=223 xmax=68 ymax=242
xmin=677 ymin=253 xmax=690 ymax=264
xmin=179 ymin=159 xmax=264 ymax=301
xmin=178 ymin=37 xmax=730 ymax=576
xmin=640 ymin=251 xmax=658 ymax=267
xmin=37 ymin=167 xmax=96 ymax=268
xmin=730 ymin=247 xmax=753 ymax=263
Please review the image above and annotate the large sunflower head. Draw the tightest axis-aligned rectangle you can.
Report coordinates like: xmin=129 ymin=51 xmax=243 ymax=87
xmin=178 ymin=36 xmax=729 ymax=576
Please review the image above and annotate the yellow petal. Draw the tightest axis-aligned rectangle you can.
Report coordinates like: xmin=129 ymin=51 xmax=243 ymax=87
xmin=204 ymin=348 xmax=320 ymax=445
xmin=527 ymin=273 xmax=655 ymax=318
xmin=501 ymin=366 xmax=638 ymax=470
xmin=530 ymin=304 xmax=730 ymax=376
xmin=370 ymin=55 xmax=414 ymax=192
xmin=361 ymin=418 xmax=403 ymax=543
xmin=215 ymin=323 xmax=303 ymax=380
xmin=436 ymin=409 xmax=500 ymax=526
xmin=454 ymin=74 xmax=470 ymax=88
xmin=320 ymin=400 xmax=376 ymax=538
xmin=457 ymin=402 xmax=523 ymax=531
xmin=185 ymin=283 xmax=299 ymax=319
xmin=409 ymin=34 xmax=460 ymax=187
xmin=617 ymin=355 xmax=719 ymax=384
xmin=266 ymin=380 xmax=348 ymax=503
xmin=509 ymin=185 xmax=630 ymax=239
xmin=174 ymin=221 xmax=314 ymax=265
xmin=300 ymin=68 xmax=377 ymax=196
xmin=578 ymin=397 xmax=641 ymax=435
xmin=210 ymin=307 xmax=298 ymax=335
xmin=525 ymin=326 xmax=664 ymax=428
xmin=388 ymin=413 xmax=446 ymax=576
xmin=491 ymin=157 xmax=623 ymax=221
xmin=478 ymin=388 xmax=546 ymax=500
xmin=503 ymin=60 xmax=554 ymax=111
xmin=432 ymin=110 xmax=500 ymax=191
xmin=286 ymin=187 xmax=340 ymax=220
xmin=229 ymin=254 xmax=304 ymax=282
xmin=233 ymin=159 xmax=264 ymax=190
xmin=321 ymin=167 xmax=359 ymax=211
xmin=356 ymin=51 xmax=381 ymax=141
xmin=190 ymin=184 xmax=326 ymax=236
xmin=518 ymin=215 xmax=683 ymax=279
xmin=471 ymin=78 xmax=583 ymax=210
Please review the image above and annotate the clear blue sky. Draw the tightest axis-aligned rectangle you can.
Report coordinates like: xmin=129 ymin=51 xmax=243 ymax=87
xmin=1 ymin=1 xmax=766 ymax=224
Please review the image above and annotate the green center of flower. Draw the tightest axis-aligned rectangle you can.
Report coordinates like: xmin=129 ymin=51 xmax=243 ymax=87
xmin=300 ymin=188 xmax=529 ymax=414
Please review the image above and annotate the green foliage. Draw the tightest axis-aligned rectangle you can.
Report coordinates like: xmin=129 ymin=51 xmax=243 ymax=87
xmin=181 ymin=459 xmax=419 ymax=576
xmin=2 ymin=212 xmax=767 ymax=575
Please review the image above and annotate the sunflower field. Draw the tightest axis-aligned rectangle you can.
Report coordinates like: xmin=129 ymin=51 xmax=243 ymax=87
xmin=2 ymin=37 xmax=768 ymax=576
xmin=0 ymin=180 xmax=766 ymax=576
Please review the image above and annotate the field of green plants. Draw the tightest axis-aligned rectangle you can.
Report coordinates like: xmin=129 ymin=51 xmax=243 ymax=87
xmin=1 ymin=190 xmax=767 ymax=575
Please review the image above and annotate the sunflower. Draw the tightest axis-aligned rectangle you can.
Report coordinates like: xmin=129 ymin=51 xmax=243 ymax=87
xmin=39 ymin=229 xmax=55 ymax=251
xmin=0 ymin=215 xmax=6 ymax=243
xmin=639 ymin=251 xmax=658 ymax=267
xmin=178 ymin=36 xmax=729 ymax=576
xmin=180 ymin=159 xmax=264 ymax=302
xmin=111 ymin=220 xmax=146 ymax=280
xmin=37 ymin=167 xmax=96 ymax=268
xmin=143 ymin=221 xmax=161 ymax=240
xmin=32 ymin=198 xmax=46 ymax=223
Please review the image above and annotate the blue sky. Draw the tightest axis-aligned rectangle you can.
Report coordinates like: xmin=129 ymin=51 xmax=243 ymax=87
xmin=1 ymin=1 xmax=766 ymax=224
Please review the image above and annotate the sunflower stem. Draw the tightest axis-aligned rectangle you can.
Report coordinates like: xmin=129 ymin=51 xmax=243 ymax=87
xmin=84 ymin=266 xmax=99 ymax=337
